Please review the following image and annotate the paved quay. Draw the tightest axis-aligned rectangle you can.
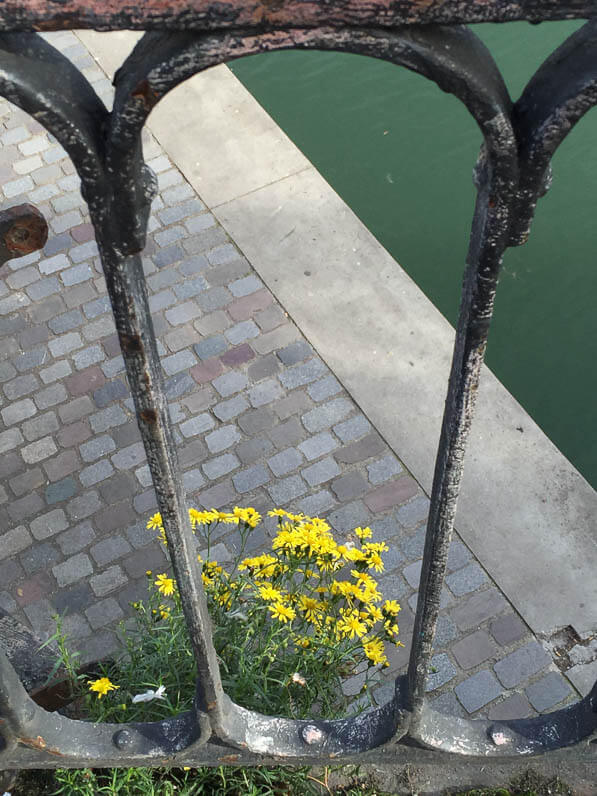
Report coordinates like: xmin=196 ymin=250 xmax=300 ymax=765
xmin=0 ymin=31 xmax=593 ymax=721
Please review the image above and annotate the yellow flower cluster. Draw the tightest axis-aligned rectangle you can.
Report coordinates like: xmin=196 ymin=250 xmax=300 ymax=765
xmin=146 ymin=507 xmax=262 ymax=539
xmin=146 ymin=505 xmax=401 ymax=674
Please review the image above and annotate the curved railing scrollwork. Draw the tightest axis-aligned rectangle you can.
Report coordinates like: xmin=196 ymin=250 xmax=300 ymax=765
xmin=0 ymin=4 xmax=595 ymax=770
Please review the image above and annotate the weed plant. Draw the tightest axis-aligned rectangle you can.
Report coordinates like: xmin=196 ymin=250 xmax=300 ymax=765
xmin=45 ymin=507 xmax=402 ymax=795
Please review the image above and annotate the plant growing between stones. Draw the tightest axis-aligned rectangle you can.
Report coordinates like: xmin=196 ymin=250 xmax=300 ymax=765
xmin=45 ymin=507 xmax=402 ymax=794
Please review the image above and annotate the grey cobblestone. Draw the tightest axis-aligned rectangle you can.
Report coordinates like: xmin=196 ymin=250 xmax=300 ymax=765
xmin=206 ymin=424 xmax=241 ymax=453
xmin=0 ymin=526 xmax=33 ymax=559
xmin=225 ymin=319 xmax=259 ymax=345
xmin=165 ymin=301 xmax=201 ymax=326
xmin=493 ymin=641 xmax=551 ymax=688
xmin=173 ymin=275 xmax=208 ymax=300
xmin=446 ymin=562 xmax=489 ymax=596
xmin=73 ymin=344 xmax=105 ymax=370
xmin=22 ymin=436 xmax=57 ymax=464
xmin=307 ymin=374 xmax=341 ymax=402
xmin=331 ymin=471 xmax=368 ymax=501
xmin=525 ymin=671 xmax=572 ymax=711
xmin=35 ymin=382 xmax=68 ymax=410
xmin=233 ymin=464 xmax=270 ymax=493
xmin=248 ymin=378 xmax=283 ymax=407
xmin=80 ymin=459 xmax=114 ymax=487
xmin=20 ymin=541 xmax=61 ymax=574
xmin=93 ymin=380 xmax=128 ymax=408
xmin=22 ymin=411 xmax=59 ymax=441
xmin=90 ymin=405 xmax=128 ymax=434
xmin=85 ymin=597 xmax=123 ymax=630
xmin=111 ymin=442 xmax=146 ymax=470
xmin=66 ymin=490 xmax=103 ymax=521
xmin=426 ymin=653 xmax=457 ymax=692
xmin=194 ymin=334 xmax=227 ymax=360
xmin=56 ymin=522 xmax=96 ymax=555
xmin=367 ymin=455 xmax=403 ymax=485
xmin=279 ymin=358 xmax=327 ymax=389
xmin=4 ymin=372 xmax=39 ymax=400
xmin=53 ymin=552 xmax=93 ymax=587
xmin=455 ymin=670 xmax=503 ymax=713
xmin=80 ymin=434 xmax=116 ymax=462
xmin=163 ymin=349 xmax=196 ymax=375
xmin=48 ymin=331 xmax=83 ymax=358
xmin=213 ymin=371 xmax=248 ymax=398
xmin=90 ymin=565 xmax=128 ymax=597
xmin=46 ymin=477 xmax=77 ymax=505
xmin=297 ymin=490 xmax=336 ymax=517
xmin=267 ymin=474 xmax=307 ymax=505
xmin=90 ymin=537 xmax=133 ymax=568
xmin=267 ymin=447 xmax=303 ymax=477
xmin=333 ymin=414 xmax=371 ymax=442
xmin=49 ymin=309 xmax=84 ymax=334
xmin=229 ymin=275 xmax=262 ymax=297
xmin=0 ymin=428 xmax=23 ymax=454
xmin=180 ymin=413 xmax=215 ymax=438
xmin=451 ymin=630 xmax=497 ymax=670
xmin=1 ymin=397 xmax=37 ymax=426
xmin=302 ymin=456 xmax=341 ymax=487
xmin=213 ymin=394 xmax=248 ymax=421
xmin=13 ymin=348 xmax=48 ymax=376
xmin=268 ymin=416 xmax=304 ymax=448
xmin=203 ymin=453 xmax=240 ymax=480
xmin=395 ymin=495 xmax=429 ymax=529
xmin=302 ymin=398 xmax=353 ymax=433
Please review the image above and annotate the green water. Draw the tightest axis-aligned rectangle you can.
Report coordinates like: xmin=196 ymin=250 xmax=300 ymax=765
xmin=229 ymin=21 xmax=597 ymax=489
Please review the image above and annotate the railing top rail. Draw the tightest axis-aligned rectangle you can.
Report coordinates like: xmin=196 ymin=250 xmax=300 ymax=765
xmin=0 ymin=0 xmax=596 ymax=33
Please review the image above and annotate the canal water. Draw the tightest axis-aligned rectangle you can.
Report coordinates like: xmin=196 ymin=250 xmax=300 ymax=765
xmin=229 ymin=21 xmax=597 ymax=490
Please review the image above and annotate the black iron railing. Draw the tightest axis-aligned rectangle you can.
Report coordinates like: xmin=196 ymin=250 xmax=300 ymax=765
xmin=0 ymin=0 xmax=595 ymax=771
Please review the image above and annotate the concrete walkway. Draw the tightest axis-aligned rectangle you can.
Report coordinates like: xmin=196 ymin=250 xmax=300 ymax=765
xmin=0 ymin=30 xmax=594 ymax=720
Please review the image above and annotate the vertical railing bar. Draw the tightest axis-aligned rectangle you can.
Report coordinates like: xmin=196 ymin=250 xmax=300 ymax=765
xmin=405 ymin=144 xmax=517 ymax=727
xmin=90 ymin=232 xmax=227 ymax=738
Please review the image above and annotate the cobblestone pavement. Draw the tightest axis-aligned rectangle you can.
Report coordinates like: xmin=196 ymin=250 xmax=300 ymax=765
xmin=0 ymin=31 xmax=583 ymax=721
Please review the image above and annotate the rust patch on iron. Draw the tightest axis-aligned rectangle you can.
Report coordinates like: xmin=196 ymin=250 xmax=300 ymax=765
xmin=2 ymin=204 xmax=48 ymax=255
xmin=140 ymin=408 xmax=158 ymax=423
xmin=19 ymin=735 xmax=64 ymax=756
xmin=132 ymin=79 xmax=160 ymax=112
xmin=119 ymin=333 xmax=143 ymax=353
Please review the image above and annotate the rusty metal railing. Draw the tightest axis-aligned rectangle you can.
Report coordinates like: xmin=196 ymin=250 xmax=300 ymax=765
xmin=0 ymin=0 xmax=595 ymax=771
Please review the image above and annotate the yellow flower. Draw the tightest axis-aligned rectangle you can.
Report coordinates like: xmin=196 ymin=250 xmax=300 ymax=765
xmin=268 ymin=601 xmax=296 ymax=623
xmin=146 ymin=513 xmax=163 ymax=531
xmin=268 ymin=508 xmax=288 ymax=518
xmin=383 ymin=600 xmax=401 ymax=615
xmin=299 ymin=595 xmax=324 ymax=624
xmin=363 ymin=541 xmax=389 ymax=553
xmin=344 ymin=548 xmax=367 ymax=563
xmin=234 ymin=506 xmax=262 ymax=527
xmin=366 ymin=552 xmax=384 ymax=573
xmin=366 ymin=605 xmax=383 ymax=624
xmin=337 ymin=610 xmax=367 ymax=639
xmin=363 ymin=638 xmax=387 ymax=666
xmin=155 ymin=573 xmax=175 ymax=596
xmin=89 ymin=677 xmax=119 ymax=699
xmin=258 ymin=584 xmax=283 ymax=602
xmin=355 ymin=526 xmax=372 ymax=540
xmin=158 ymin=604 xmax=170 ymax=620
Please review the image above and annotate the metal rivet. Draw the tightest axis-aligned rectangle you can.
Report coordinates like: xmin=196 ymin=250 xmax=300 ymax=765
xmin=301 ymin=724 xmax=324 ymax=745
xmin=113 ymin=729 xmax=135 ymax=750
